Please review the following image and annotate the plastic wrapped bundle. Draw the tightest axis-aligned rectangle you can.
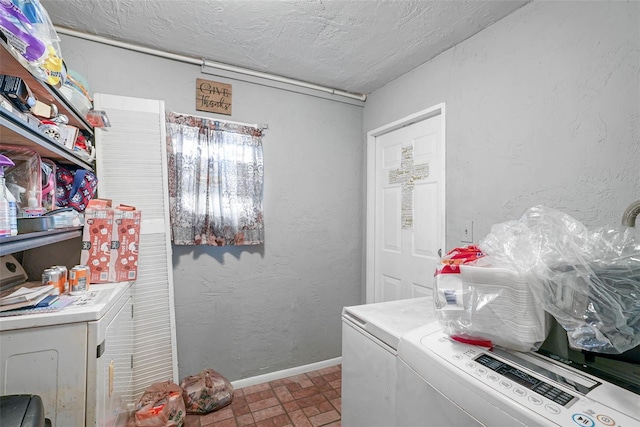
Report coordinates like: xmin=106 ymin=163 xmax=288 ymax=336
xmin=0 ymin=0 xmax=66 ymax=86
xmin=0 ymin=145 xmax=42 ymax=212
xmin=133 ymin=380 xmax=185 ymax=427
xmin=479 ymin=205 xmax=640 ymax=354
xmin=434 ymin=246 xmax=550 ymax=352
xmin=180 ymin=368 xmax=233 ymax=414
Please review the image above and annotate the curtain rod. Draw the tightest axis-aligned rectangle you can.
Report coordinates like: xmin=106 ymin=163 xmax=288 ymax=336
xmin=55 ymin=26 xmax=367 ymax=102
xmin=172 ymin=111 xmax=267 ymax=131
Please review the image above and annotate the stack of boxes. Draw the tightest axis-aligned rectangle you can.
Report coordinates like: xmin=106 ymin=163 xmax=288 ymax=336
xmin=80 ymin=200 xmax=141 ymax=284
xmin=110 ymin=206 xmax=142 ymax=282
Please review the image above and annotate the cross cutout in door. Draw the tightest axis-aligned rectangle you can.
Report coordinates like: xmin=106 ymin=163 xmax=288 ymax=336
xmin=388 ymin=146 xmax=429 ymax=229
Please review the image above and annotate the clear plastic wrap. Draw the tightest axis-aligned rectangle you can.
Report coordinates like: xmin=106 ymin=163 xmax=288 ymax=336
xmin=0 ymin=145 xmax=42 ymax=212
xmin=133 ymin=380 xmax=185 ymax=427
xmin=40 ymin=158 xmax=55 ymax=211
xmin=0 ymin=0 xmax=65 ymax=86
xmin=479 ymin=205 xmax=640 ymax=354
xmin=180 ymin=368 xmax=233 ymax=414
xmin=434 ymin=246 xmax=550 ymax=352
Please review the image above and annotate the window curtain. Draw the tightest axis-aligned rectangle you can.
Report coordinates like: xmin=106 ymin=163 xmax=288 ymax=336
xmin=165 ymin=111 xmax=264 ymax=246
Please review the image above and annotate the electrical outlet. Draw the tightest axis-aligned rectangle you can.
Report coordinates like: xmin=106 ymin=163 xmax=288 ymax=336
xmin=460 ymin=221 xmax=474 ymax=243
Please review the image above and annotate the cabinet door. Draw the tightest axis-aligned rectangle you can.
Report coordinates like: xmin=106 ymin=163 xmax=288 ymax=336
xmin=93 ymin=94 xmax=178 ymax=399
xmin=0 ymin=322 xmax=87 ymax=426
xmin=88 ymin=295 xmax=134 ymax=427
xmin=341 ymin=320 xmax=397 ymax=427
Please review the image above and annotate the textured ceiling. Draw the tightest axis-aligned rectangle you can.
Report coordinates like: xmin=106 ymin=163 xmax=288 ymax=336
xmin=40 ymin=0 xmax=530 ymax=95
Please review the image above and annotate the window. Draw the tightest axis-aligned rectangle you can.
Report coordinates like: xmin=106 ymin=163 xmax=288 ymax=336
xmin=166 ymin=112 xmax=264 ymax=245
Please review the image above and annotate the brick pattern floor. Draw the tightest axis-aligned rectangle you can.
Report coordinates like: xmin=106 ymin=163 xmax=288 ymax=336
xmin=184 ymin=364 xmax=342 ymax=427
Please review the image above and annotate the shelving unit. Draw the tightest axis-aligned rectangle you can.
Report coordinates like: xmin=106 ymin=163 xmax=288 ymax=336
xmin=0 ymin=40 xmax=93 ymax=134
xmin=0 ymin=39 xmax=135 ymax=427
xmin=1 ymin=40 xmax=95 ymax=248
xmin=0 ymin=110 xmax=94 ymax=170
xmin=0 ymin=226 xmax=82 ymax=256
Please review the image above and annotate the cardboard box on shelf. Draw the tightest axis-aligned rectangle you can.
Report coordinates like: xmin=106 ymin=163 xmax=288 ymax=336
xmin=31 ymin=100 xmax=52 ymax=118
xmin=81 ymin=206 xmax=114 ymax=284
xmin=0 ymin=75 xmax=34 ymax=113
xmin=110 ymin=205 xmax=141 ymax=282
xmin=59 ymin=124 xmax=79 ymax=150
xmin=87 ymin=198 xmax=112 ymax=208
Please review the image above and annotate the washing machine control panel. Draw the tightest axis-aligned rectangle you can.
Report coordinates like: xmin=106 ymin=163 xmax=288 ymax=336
xmin=474 ymin=353 xmax=576 ymax=407
xmin=423 ymin=333 xmax=639 ymax=427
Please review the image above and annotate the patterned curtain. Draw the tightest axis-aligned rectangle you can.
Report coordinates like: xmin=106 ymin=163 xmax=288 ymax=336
xmin=165 ymin=111 xmax=264 ymax=245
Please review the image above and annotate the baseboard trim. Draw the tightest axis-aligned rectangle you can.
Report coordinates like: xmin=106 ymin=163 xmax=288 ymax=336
xmin=231 ymin=357 xmax=342 ymax=389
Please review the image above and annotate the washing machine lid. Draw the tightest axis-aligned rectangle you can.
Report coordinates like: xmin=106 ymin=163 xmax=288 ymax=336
xmin=398 ymin=323 xmax=640 ymax=426
xmin=342 ymin=297 xmax=436 ymax=350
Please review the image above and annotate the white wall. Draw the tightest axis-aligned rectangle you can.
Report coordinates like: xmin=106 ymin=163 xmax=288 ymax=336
xmin=58 ymin=37 xmax=364 ymax=381
xmin=364 ymin=0 xmax=640 ymax=250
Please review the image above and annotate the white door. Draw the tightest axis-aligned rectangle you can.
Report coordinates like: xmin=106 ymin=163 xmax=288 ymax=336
xmin=94 ymin=94 xmax=179 ymax=400
xmin=366 ymin=106 xmax=445 ymax=303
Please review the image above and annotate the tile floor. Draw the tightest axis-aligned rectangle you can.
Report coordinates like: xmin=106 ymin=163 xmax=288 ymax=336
xmin=184 ymin=365 xmax=342 ymax=427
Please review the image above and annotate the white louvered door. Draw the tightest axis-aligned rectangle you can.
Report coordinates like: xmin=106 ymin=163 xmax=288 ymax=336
xmin=93 ymin=94 xmax=178 ymax=404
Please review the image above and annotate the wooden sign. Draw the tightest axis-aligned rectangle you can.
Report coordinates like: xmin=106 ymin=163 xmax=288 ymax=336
xmin=196 ymin=78 xmax=232 ymax=115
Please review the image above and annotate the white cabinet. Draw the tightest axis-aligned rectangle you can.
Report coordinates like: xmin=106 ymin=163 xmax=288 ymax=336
xmin=341 ymin=298 xmax=437 ymax=427
xmin=342 ymin=319 xmax=398 ymax=427
xmin=0 ymin=321 xmax=87 ymax=424
xmin=0 ymin=282 xmax=133 ymax=426
xmin=89 ymin=287 xmax=134 ymax=427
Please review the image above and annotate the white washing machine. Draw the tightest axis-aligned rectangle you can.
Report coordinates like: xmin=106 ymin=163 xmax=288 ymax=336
xmin=396 ymin=323 xmax=640 ymax=427
xmin=341 ymin=297 xmax=436 ymax=427
xmin=0 ymin=282 xmax=133 ymax=426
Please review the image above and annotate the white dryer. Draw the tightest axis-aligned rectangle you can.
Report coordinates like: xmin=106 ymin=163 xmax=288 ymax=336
xmin=342 ymin=297 xmax=436 ymax=427
xmin=396 ymin=323 xmax=640 ymax=426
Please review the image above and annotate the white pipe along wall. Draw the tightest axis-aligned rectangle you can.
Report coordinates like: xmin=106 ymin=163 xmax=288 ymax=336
xmin=55 ymin=26 xmax=367 ymax=103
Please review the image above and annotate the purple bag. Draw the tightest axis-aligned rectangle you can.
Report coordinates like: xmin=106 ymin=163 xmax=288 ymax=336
xmin=55 ymin=164 xmax=97 ymax=212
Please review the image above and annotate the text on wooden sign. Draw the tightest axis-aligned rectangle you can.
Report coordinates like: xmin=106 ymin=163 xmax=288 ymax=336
xmin=196 ymin=78 xmax=232 ymax=115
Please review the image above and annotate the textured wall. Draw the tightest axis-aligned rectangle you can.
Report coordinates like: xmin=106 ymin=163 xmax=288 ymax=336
xmin=50 ymin=0 xmax=639 ymax=382
xmin=364 ymin=0 xmax=640 ymax=249
xmin=58 ymin=37 xmax=364 ymax=381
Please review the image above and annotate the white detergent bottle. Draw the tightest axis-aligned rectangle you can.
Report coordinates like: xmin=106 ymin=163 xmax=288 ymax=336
xmin=6 ymin=184 xmax=18 ymax=236
xmin=0 ymin=154 xmax=16 ymax=238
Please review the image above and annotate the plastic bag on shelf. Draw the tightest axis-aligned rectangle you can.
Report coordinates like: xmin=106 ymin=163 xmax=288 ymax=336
xmin=0 ymin=0 xmax=66 ymax=87
xmin=60 ymin=69 xmax=94 ymax=118
xmin=180 ymin=368 xmax=233 ymax=414
xmin=0 ymin=145 xmax=42 ymax=213
xmin=434 ymin=245 xmax=550 ymax=352
xmin=479 ymin=205 xmax=640 ymax=354
xmin=40 ymin=158 xmax=55 ymax=211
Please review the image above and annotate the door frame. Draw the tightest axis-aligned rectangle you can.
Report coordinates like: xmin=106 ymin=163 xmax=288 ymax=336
xmin=365 ymin=103 xmax=446 ymax=303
